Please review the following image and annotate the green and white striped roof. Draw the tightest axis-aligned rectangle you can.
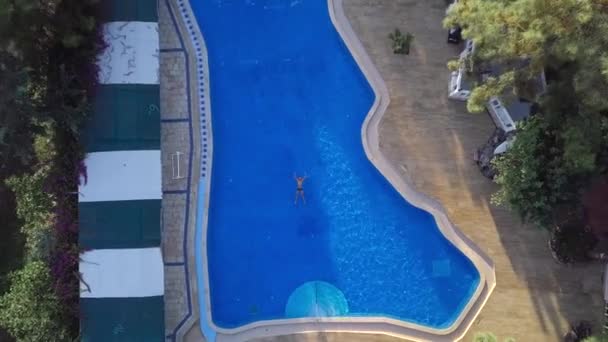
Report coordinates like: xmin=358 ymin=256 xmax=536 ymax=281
xmin=79 ymin=1 xmax=164 ymax=340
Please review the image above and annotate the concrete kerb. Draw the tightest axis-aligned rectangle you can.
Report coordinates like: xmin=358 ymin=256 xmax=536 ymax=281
xmin=170 ymin=0 xmax=496 ymax=340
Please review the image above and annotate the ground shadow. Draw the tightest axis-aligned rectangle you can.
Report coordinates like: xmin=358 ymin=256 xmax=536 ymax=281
xmin=332 ymin=0 xmax=604 ymax=341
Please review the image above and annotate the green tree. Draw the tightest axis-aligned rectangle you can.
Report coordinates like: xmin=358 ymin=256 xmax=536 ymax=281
xmin=491 ymin=82 xmax=608 ymax=228
xmin=446 ymin=0 xmax=608 ymax=232
xmin=0 ymin=0 xmax=102 ymax=340
xmin=0 ymin=0 xmax=102 ymax=174
xmin=492 ymin=117 xmax=566 ymax=226
xmin=6 ymin=166 xmax=55 ymax=259
xmin=0 ymin=261 xmax=68 ymax=342
xmin=444 ymin=0 xmax=608 ymax=113
xmin=0 ymin=52 xmax=41 ymax=173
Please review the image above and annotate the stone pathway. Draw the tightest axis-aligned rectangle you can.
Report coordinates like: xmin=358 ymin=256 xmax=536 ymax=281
xmin=160 ymin=0 xmax=203 ymax=340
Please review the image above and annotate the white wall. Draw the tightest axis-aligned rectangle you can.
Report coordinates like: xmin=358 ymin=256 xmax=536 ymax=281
xmin=97 ymin=21 xmax=160 ymax=85
xmin=79 ymin=150 xmax=161 ymax=202
xmin=80 ymin=247 xmax=165 ymax=298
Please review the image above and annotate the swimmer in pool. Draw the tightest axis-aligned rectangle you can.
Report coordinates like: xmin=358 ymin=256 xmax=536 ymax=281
xmin=294 ymin=173 xmax=308 ymax=205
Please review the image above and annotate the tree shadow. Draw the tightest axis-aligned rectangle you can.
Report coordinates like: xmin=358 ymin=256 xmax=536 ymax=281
xmin=340 ymin=0 xmax=605 ymax=341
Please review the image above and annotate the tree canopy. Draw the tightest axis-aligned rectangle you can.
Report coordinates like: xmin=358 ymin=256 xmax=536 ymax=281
xmin=0 ymin=261 xmax=68 ymax=342
xmin=0 ymin=0 xmax=102 ymax=175
xmin=446 ymin=0 xmax=608 ymax=230
xmin=445 ymin=0 xmax=608 ymax=113
xmin=0 ymin=0 xmax=103 ymax=340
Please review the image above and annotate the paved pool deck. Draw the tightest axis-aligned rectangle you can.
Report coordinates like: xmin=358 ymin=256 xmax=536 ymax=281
xmin=160 ymin=0 xmax=205 ymax=340
xmin=161 ymin=0 xmax=605 ymax=341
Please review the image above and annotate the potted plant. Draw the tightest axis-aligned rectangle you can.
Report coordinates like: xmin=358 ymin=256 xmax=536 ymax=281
xmin=388 ymin=29 xmax=414 ymax=55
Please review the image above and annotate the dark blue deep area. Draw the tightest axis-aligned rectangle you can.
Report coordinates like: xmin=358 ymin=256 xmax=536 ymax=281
xmin=191 ymin=0 xmax=480 ymax=329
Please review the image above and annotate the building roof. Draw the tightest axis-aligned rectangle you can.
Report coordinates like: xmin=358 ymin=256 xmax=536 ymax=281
xmin=505 ymin=99 xmax=533 ymax=122
xmin=459 ymin=70 xmax=474 ymax=91
xmin=79 ymin=3 xmax=164 ymax=341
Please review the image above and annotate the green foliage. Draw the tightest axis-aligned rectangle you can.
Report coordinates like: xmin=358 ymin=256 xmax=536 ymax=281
xmin=0 ymin=53 xmax=40 ymax=172
xmin=562 ymin=124 xmax=597 ymax=174
xmin=5 ymin=166 xmax=55 ymax=260
xmin=583 ymin=334 xmax=608 ymax=342
xmin=0 ymin=0 xmax=101 ymax=340
xmin=388 ymin=29 xmax=414 ymax=55
xmin=448 ymin=0 xmax=608 ymax=234
xmin=0 ymin=0 xmax=103 ymax=175
xmin=0 ymin=261 xmax=68 ymax=342
xmin=473 ymin=332 xmax=515 ymax=342
xmin=32 ymin=124 xmax=57 ymax=164
xmin=444 ymin=0 xmax=608 ymax=113
xmin=491 ymin=82 xmax=608 ymax=227
xmin=492 ymin=117 xmax=566 ymax=226
xmin=474 ymin=332 xmax=498 ymax=342
xmin=467 ymin=71 xmax=515 ymax=113
xmin=559 ymin=112 xmax=604 ymax=174
xmin=447 ymin=59 xmax=461 ymax=72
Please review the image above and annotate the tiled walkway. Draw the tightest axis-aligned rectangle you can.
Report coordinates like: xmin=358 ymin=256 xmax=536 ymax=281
xmin=160 ymin=0 xmax=203 ymax=340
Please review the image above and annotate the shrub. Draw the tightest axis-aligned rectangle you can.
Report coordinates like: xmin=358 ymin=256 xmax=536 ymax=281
xmin=473 ymin=332 xmax=515 ymax=342
xmin=0 ymin=0 xmax=104 ymax=174
xmin=549 ymin=223 xmax=597 ymax=264
xmin=5 ymin=166 xmax=55 ymax=260
xmin=388 ymin=29 xmax=414 ymax=55
xmin=0 ymin=0 xmax=102 ymax=340
xmin=492 ymin=117 xmax=565 ymax=227
xmin=583 ymin=335 xmax=608 ymax=342
xmin=474 ymin=332 xmax=498 ymax=342
xmin=0 ymin=261 xmax=68 ymax=342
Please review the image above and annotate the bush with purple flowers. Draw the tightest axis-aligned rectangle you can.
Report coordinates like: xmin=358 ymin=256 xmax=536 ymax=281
xmin=0 ymin=0 xmax=103 ymax=340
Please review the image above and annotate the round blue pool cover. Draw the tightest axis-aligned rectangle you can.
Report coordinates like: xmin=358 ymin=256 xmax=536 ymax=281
xmin=285 ymin=281 xmax=349 ymax=318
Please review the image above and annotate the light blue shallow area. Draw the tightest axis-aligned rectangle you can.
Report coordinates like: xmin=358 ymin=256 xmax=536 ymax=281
xmin=195 ymin=182 xmax=216 ymax=341
xmin=191 ymin=0 xmax=480 ymax=330
xmin=285 ymin=281 xmax=349 ymax=318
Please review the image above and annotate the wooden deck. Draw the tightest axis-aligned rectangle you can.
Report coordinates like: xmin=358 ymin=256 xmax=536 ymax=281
xmin=254 ymin=0 xmax=604 ymax=341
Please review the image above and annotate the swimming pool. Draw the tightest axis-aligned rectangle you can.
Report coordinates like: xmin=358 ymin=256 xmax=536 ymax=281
xmin=189 ymin=0 xmax=488 ymax=335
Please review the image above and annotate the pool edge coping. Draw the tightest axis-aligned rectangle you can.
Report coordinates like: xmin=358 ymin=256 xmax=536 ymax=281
xmin=328 ymin=0 xmax=496 ymax=340
xmin=173 ymin=0 xmax=497 ymax=340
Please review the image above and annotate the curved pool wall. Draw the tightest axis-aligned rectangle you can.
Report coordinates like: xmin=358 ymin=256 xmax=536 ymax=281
xmin=183 ymin=0 xmax=495 ymax=340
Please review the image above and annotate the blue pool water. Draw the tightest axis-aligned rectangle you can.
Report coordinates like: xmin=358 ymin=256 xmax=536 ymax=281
xmin=191 ymin=0 xmax=480 ymax=330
